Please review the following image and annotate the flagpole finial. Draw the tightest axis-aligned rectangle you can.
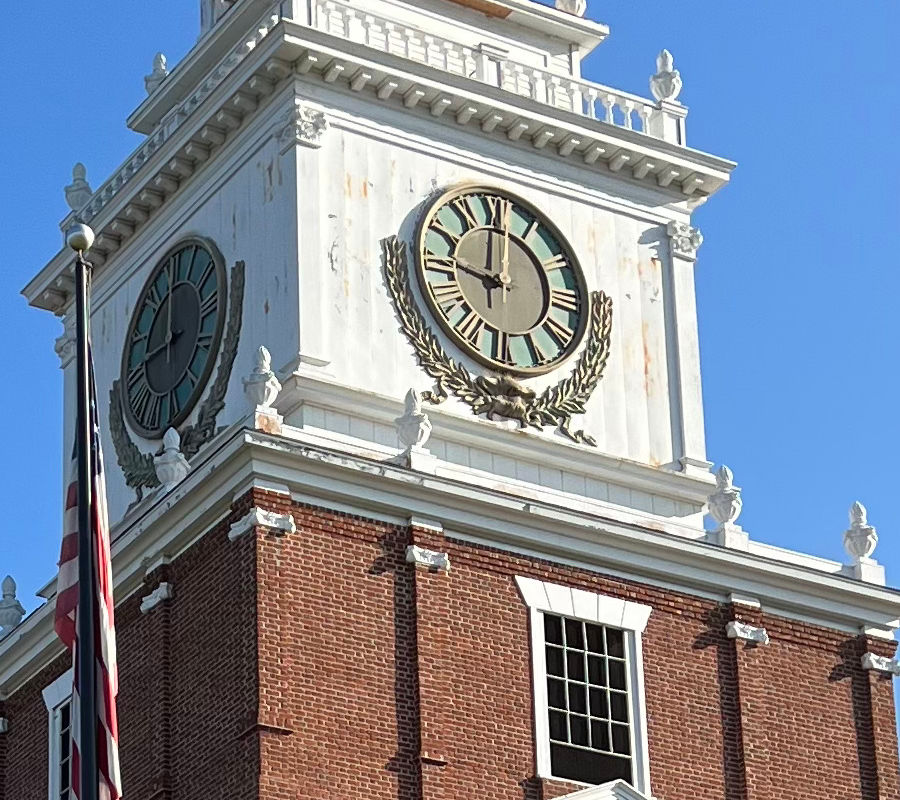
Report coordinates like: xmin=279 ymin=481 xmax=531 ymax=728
xmin=66 ymin=223 xmax=95 ymax=253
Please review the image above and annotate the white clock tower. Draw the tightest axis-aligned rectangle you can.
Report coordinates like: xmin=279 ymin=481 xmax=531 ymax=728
xmin=26 ymin=0 xmax=734 ymax=527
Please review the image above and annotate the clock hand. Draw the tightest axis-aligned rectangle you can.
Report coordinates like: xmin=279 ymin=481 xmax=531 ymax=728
xmin=500 ymin=201 xmax=512 ymax=304
xmin=166 ymin=262 xmax=174 ymax=364
xmin=143 ymin=330 xmax=183 ymax=364
xmin=456 ymin=257 xmax=503 ymax=286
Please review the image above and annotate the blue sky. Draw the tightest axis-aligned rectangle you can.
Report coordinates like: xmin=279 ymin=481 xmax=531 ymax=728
xmin=1 ymin=1 xmax=898 ymax=619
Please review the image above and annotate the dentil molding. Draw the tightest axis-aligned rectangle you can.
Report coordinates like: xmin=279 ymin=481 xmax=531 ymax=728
xmin=277 ymin=99 xmax=329 ymax=153
xmin=726 ymin=620 xmax=770 ymax=645
xmin=228 ymin=507 xmax=297 ymax=540
xmin=406 ymin=545 xmax=451 ymax=573
xmin=140 ymin=582 xmax=174 ymax=614
xmin=667 ymin=221 xmax=703 ymax=261
xmin=861 ymin=652 xmax=900 ymax=676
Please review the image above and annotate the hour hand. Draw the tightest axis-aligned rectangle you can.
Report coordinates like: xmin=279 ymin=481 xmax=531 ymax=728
xmin=455 ymin=257 xmax=501 ymax=285
xmin=143 ymin=330 xmax=183 ymax=363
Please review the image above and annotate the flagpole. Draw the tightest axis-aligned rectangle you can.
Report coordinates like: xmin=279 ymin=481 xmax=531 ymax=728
xmin=67 ymin=223 xmax=100 ymax=800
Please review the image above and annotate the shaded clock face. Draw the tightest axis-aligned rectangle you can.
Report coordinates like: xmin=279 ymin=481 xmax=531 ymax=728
xmin=416 ymin=186 xmax=588 ymax=375
xmin=121 ymin=238 xmax=226 ymax=438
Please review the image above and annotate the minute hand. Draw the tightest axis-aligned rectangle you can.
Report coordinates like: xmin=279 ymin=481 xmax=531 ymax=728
xmin=142 ymin=330 xmax=183 ymax=364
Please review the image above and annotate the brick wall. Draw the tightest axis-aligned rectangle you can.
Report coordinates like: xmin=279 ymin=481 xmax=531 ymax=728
xmin=1 ymin=493 xmax=896 ymax=800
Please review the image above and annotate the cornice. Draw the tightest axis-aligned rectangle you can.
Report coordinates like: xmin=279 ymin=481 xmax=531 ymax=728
xmin=23 ymin=7 xmax=733 ymax=315
xmin=2 ymin=422 xmax=899 ymax=698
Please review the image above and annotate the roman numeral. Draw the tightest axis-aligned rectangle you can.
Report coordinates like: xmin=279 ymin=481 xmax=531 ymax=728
xmin=456 ymin=309 xmax=485 ymax=346
xmin=544 ymin=316 xmax=575 ymax=348
xmin=424 ymin=254 xmax=457 ymax=275
xmin=169 ymin=390 xmax=181 ymax=417
xmin=197 ymin=331 xmax=214 ymax=351
xmin=542 ymin=254 xmax=568 ymax=271
xmin=144 ymin=394 xmax=162 ymax=430
xmin=550 ymin=288 xmax=580 ymax=313
xmin=197 ymin=255 xmax=215 ymax=289
xmin=127 ymin=364 xmax=146 ymax=390
xmin=430 ymin=219 xmax=462 ymax=246
xmin=484 ymin=195 xmax=511 ymax=228
xmin=132 ymin=383 xmax=152 ymax=422
xmin=146 ymin=284 xmax=162 ymax=311
xmin=200 ymin=292 xmax=218 ymax=318
xmin=431 ymin=281 xmax=465 ymax=314
xmin=523 ymin=218 xmax=540 ymax=241
xmin=451 ymin=197 xmax=481 ymax=230
xmin=524 ymin=332 xmax=548 ymax=363
xmin=494 ymin=330 xmax=512 ymax=364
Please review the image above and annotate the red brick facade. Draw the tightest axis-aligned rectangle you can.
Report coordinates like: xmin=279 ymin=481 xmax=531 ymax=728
xmin=1 ymin=488 xmax=897 ymax=799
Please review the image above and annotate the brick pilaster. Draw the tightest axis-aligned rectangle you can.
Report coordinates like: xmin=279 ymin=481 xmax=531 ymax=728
xmin=864 ymin=637 xmax=900 ymax=799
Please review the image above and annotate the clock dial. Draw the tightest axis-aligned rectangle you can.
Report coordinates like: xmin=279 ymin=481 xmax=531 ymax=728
xmin=416 ymin=186 xmax=588 ymax=375
xmin=121 ymin=238 xmax=226 ymax=438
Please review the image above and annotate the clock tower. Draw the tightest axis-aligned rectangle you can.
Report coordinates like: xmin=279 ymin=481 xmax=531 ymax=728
xmin=3 ymin=2 xmax=898 ymax=799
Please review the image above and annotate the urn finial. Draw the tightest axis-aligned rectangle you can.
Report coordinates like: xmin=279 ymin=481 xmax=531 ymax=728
xmin=650 ymin=49 xmax=683 ymax=103
xmin=0 ymin=575 xmax=26 ymax=634
xmin=145 ymin=52 xmax=169 ymax=94
xmin=154 ymin=427 xmax=191 ymax=491
xmin=64 ymin=163 xmax=93 ymax=212
xmin=243 ymin=345 xmax=282 ymax=411
xmin=396 ymin=389 xmax=433 ymax=451
xmin=554 ymin=0 xmax=587 ymax=17
xmin=844 ymin=501 xmax=878 ymax=562
xmin=707 ymin=465 xmax=747 ymax=550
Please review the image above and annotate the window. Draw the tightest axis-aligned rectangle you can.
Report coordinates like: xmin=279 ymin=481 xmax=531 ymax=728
xmin=516 ymin=576 xmax=652 ymax=795
xmin=42 ymin=669 xmax=74 ymax=800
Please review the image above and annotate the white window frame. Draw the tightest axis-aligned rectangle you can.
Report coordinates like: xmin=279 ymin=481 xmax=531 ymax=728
xmin=515 ymin=576 xmax=652 ymax=796
xmin=42 ymin=668 xmax=74 ymax=800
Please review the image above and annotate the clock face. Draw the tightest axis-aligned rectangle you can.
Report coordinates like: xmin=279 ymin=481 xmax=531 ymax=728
xmin=121 ymin=238 xmax=226 ymax=438
xmin=416 ymin=186 xmax=588 ymax=375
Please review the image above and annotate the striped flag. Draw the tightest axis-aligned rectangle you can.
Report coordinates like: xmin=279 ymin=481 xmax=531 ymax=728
xmin=54 ymin=356 xmax=122 ymax=800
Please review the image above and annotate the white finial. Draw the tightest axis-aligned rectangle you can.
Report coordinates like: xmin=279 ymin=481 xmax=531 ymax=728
xmin=154 ymin=427 xmax=191 ymax=491
xmin=144 ymin=52 xmax=170 ymax=94
xmin=555 ymin=0 xmax=587 ymax=17
xmin=64 ymin=163 xmax=93 ymax=211
xmin=0 ymin=575 xmax=25 ymax=634
xmin=844 ymin=501 xmax=878 ymax=562
xmin=396 ymin=389 xmax=433 ymax=452
xmin=707 ymin=465 xmax=747 ymax=550
xmin=243 ymin=345 xmax=282 ymax=411
xmin=650 ymin=49 xmax=683 ymax=103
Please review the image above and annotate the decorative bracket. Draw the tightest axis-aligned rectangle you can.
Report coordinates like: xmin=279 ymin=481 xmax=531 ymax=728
xmin=667 ymin=221 xmax=703 ymax=261
xmin=229 ymin=507 xmax=296 ymax=541
xmin=277 ymin=99 xmax=329 ymax=153
xmin=861 ymin=652 xmax=900 ymax=676
xmin=140 ymin=582 xmax=174 ymax=614
xmin=726 ymin=620 xmax=769 ymax=645
xmin=406 ymin=545 xmax=451 ymax=573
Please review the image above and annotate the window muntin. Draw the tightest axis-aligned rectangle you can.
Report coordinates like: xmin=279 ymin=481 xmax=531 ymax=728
xmin=544 ymin=613 xmax=632 ymax=785
xmin=54 ymin=701 xmax=73 ymax=800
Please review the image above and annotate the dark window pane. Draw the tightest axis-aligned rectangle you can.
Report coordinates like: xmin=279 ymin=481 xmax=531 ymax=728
xmin=588 ymin=655 xmax=606 ymax=685
xmin=549 ymin=710 xmax=568 ymax=741
xmin=60 ymin=704 xmax=70 ymax=729
xmin=570 ymin=714 xmax=589 ymax=746
xmin=609 ymin=659 xmax=627 ymax=690
xmin=546 ymin=646 xmax=564 ymax=677
xmin=547 ymin=678 xmax=566 ymax=709
xmin=545 ymin=615 xmax=563 ymax=645
xmin=567 ymin=651 xmax=585 ymax=681
xmin=568 ymin=683 xmax=587 ymax=714
xmin=565 ymin=618 xmax=585 ymax=649
xmin=610 ymin=691 xmax=629 ymax=722
xmin=607 ymin=629 xmax=625 ymax=658
xmin=589 ymin=687 xmax=608 ymax=719
xmin=591 ymin=719 xmax=611 ymax=751
xmin=612 ymin=724 xmax=631 ymax=755
xmin=586 ymin=623 xmax=605 ymax=654
xmin=550 ymin=743 xmax=632 ymax=785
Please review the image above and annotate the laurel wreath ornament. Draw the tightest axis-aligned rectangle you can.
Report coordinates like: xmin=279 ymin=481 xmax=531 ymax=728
xmin=109 ymin=260 xmax=246 ymax=500
xmin=381 ymin=237 xmax=613 ymax=446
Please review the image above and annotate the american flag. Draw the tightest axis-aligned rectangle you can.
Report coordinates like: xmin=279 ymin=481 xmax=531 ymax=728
xmin=54 ymin=356 xmax=122 ymax=800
